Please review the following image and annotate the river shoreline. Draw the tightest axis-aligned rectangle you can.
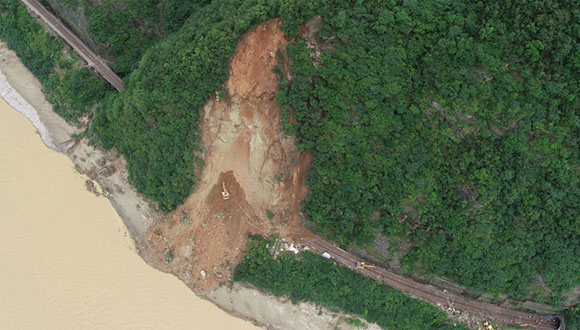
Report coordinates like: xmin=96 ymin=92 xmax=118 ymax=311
xmin=0 ymin=41 xmax=363 ymax=330
xmin=0 ymin=42 xmax=152 ymax=251
xmin=0 ymin=96 xmax=261 ymax=330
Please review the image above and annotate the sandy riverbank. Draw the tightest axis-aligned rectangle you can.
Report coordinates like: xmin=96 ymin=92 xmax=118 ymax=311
xmin=0 ymin=97 xmax=260 ymax=330
xmin=0 ymin=42 xmax=154 ymax=246
xmin=0 ymin=41 xmax=365 ymax=330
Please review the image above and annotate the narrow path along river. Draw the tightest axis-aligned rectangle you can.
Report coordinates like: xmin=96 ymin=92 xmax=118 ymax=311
xmin=0 ymin=97 xmax=258 ymax=329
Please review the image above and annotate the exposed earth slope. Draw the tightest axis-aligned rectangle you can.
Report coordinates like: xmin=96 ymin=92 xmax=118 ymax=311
xmin=144 ymin=19 xmax=312 ymax=291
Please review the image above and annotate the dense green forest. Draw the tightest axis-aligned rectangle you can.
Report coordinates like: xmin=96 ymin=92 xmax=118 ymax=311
xmin=3 ymin=0 xmax=580 ymax=305
xmin=234 ymin=235 xmax=468 ymax=330
xmin=566 ymin=305 xmax=580 ymax=330
xmin=277 ymin=0 xmax=580 ymax=300
xmin=0 ymin=0 xmax=110 ymax=121
xmin=57 ymin=0 xmax=208 ymax=76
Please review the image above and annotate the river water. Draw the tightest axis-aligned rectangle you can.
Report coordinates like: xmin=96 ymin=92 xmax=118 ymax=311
xmin=0 ymin=97 xmax=257 ymax=329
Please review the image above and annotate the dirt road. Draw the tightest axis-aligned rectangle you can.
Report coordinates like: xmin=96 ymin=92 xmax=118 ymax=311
xmin=308 ymin=235 xmax=560 ymax=330
xmin=20 ymin=0 xmax=123 ymax=91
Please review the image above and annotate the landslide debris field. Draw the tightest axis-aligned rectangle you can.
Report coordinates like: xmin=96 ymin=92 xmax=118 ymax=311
xmin=145 ymin=19 xmax=312 ymax=291
xmin=17 ymin=0 xmax=568 ymax=326
xmin=142 ymin=19 xmax=561 ymax=330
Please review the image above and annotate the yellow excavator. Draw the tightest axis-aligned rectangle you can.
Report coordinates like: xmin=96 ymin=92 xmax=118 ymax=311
xmin=481 ymin=321 xmax=494 ymax=330
xmin=221 ymin=182 xmax=230 ymax=200
xmin=356 ymin=262 xmax=376 ymax=270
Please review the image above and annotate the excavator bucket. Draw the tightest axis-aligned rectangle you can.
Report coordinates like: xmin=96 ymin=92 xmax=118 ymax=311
xmin=221 ymin=182 xmax=230 ymax=200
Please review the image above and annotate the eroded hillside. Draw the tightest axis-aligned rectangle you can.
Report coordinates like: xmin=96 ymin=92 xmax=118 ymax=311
xmin=145 ymin=19 xmax=312 ymax=291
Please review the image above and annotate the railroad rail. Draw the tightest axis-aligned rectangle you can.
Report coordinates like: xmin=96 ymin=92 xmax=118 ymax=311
xmin=15 ymin=1 xmax=564 ymax=327
xmin=20 ymin=0 xmax=124 ymax=91
xmin=307 ymin=235 xmax=562 ymax=330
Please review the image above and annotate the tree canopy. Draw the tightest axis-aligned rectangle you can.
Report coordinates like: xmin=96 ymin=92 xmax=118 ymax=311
xmin=278 ymin=0 xmax=580 ymax=299
xmin=3 ymin=0 xmax=580 ymax=303
xmin=234 ymin=235 xmax=469 ymax=330
xmin=0 ymin=0 xmax=111 ymax=121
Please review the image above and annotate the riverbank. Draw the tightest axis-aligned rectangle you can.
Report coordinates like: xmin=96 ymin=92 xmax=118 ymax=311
xmin=0 ymin=42 xmax=153 ymax=249
xmin=0 ymin=41 xmax=364 ymax=330
xmin=0 ymin=96 xmax=260 ymax=330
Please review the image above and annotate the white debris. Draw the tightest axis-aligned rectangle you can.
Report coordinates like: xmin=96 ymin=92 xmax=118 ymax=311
xmin=286 ymin=243 xmax=299 ymax=255
xmin=322 ymin=252 xmax=331 ymax=259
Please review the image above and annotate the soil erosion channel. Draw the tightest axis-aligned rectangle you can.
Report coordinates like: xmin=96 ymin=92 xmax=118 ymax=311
xmin=145 ymin=19 xmax=312 ymax=291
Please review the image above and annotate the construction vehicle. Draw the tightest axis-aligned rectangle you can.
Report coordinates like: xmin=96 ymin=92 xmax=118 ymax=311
xmin=221 ymin=182 xmax=230 ymax=200
xmin=356 ymin=262 xmax=376 ymax=270
xmin=482 ymin=321 xmax=494 ymax=330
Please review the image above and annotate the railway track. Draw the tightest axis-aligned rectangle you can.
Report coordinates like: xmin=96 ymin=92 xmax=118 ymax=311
xmin=20 ymin=0 xmax=124 ymax=91
xmin=307 ymin=235 xmax=560 ymax=330
xmin=15 ymin=1 xmax=564 ymax=328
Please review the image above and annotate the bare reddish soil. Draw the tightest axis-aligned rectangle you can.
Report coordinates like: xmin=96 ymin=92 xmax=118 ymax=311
xmin=145 ymin=19 xmax=313 ymax=291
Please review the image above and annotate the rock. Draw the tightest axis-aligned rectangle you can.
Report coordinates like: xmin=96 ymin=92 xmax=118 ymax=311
xmin=200 ymin=270 xmax=207 ymax=278
xmin=85 ymin=180 xmax=100 ymax=196
xmin=98 ymin=165 xmax=116 ymax=177
xmin=181 ymin=245 xmax=193 ymax=258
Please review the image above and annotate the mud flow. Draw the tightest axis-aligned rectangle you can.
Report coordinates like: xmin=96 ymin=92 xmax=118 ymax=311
xmin=145 ymin=19 xmax=313 ymax=291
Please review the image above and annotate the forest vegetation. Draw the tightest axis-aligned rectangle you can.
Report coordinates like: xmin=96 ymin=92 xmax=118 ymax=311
xmin=57 ymin=0 xmax=208 ymax=76
xmin=565 ymin=305 xmax=580 ymax=330
xmin=0 ymin=0 xmax=110 ymax=121
xmin=277 ymin=0 xmax=580 ymax=301
xmin=1 ymin=0 xmax=579 ymax=316
xmin=234 ymin=235 xmax=469 ymax=330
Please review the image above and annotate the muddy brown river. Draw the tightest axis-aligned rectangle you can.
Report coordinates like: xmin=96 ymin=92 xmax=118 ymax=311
xmin=0 ymin=98 xmax=257 ymax=329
